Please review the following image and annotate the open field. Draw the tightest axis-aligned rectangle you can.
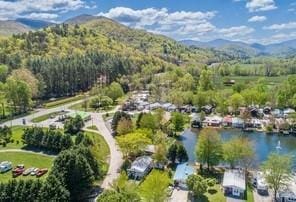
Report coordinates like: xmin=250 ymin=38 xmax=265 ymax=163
xmin=69 ymin=102 xmax=116 ymax=113
xmin=0 ymin=152 xmax=54 ymax=183
xmin=44 ymin=95 xmax=85 ymax=108
xmin=0 ymin=126 xmax=25 ymax=150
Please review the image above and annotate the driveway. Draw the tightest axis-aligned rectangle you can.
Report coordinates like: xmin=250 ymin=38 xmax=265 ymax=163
xmin=253 ymin=190 xmax=272 ymax=202
xmin=170 ymin=189 xmax=188 ymax=202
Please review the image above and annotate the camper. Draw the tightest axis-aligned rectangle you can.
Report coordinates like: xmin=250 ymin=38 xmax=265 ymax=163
xmin=0 ymin=161 xmax=12 ymax=173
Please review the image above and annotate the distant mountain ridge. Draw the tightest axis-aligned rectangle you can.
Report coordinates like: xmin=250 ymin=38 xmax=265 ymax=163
xmin=180 ymin=39 xmax=296 ymax=56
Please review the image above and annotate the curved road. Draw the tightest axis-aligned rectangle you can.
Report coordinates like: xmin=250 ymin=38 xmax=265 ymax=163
xmin=0 ymin=100 xmax=123 ymax=191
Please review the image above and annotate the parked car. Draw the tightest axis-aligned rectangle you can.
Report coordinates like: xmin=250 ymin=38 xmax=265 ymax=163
xmin=12 ymin=164 xmax=25 ymax=177
xmin=0 ymin=161 xmax=12 ymax=173
xmin=30 ymin=168 xmax=40 ymax=176
xmin=23 ymin=167 xmax=35 ymax=176
xmin=36 ymin=168 xmax=48 ymax=177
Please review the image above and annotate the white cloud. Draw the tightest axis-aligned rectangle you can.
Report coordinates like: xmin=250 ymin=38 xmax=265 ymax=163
xmin=23 ymin=13 xmax=59 ymax=20
xmin=0 ymin=0 xmax=88 ymax=20
xmin=264 ymin=22 xmax=296 ymax=30
xmin=260 ymin=32 xmax=296 ymax=44
xmin=98 ymin=7 xmax=217 ymax=39
xmin=217 ymin=26 xmax=255 ymax=37
xmin=246 ymin=0 xmax=277 ymax=12
xmin=248 ymin=15 xmax=266 ymax=22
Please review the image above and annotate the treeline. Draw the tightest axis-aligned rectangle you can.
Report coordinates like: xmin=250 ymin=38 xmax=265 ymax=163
xmin=28 ymin=51 xmax=131 ymax=98
xmin=22 ymin=127 xmax=73 ymax=153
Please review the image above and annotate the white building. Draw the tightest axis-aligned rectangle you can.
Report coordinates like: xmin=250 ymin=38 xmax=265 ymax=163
xmin=279 ymin=176 xmax=296 ymax=202
xmin=222 ymin=170 xmax=246 ymax=198
xmin=127 ymin=156 xmax=153 ymax=180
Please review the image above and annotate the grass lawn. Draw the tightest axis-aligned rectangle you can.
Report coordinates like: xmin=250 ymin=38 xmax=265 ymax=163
xmin=0 ymin=152 xmax=54 ymax=183
xmin=247 ymin=183 xmax=255 ymax=202
xmin=85 ymin=131 xmax=110 ymax=184
xmin=0 ymin=126 xmax=26 ymax=150
xmin=203 ymin=184 xmax=226 ymax=202
xmin=44 ymin=95 xmax=85 ymax=108
xmin=86 ymin=125 xmax=98 ymax=130
xmin=69 ymin=102 xmax=116 ymax=113
xmin=31 ymin=111 xmax=66 ymax=123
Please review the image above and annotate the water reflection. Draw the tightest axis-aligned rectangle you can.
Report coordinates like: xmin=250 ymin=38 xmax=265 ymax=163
xmin=179 ymin=128 xmax=296 ymax=168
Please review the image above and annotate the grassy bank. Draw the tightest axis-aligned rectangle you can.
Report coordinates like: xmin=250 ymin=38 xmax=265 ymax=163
xmin=44 ymin=95 xmax=85 ymax=108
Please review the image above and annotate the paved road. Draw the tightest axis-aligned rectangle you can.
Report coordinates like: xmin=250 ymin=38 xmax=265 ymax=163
xmin=84 ymin=112 xmax=123 ymax=189
xmin=0 ymin=100 xmax=124 ymax=192
xmin=170 ymin=189 xmax=188 ymax=202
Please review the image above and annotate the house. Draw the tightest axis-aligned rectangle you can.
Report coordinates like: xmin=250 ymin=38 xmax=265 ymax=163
xmin=222 ymin=170 xmax=246 ymax=198
xmin=223 ymin=116 xmax=233 ymax=127
xmin=127 ymin=156 xmax=153 ymax=180
xmin=173 ymin=163 xmax=195 ymax=189
xmin=224 ymin=79 xmax=236 ymax=86
xmin=272 ymin=109 xmax=283 ymax=118
xmin=191 ymin=114 xmax=202 ymax=129
xmin=232 ymin=117 xmax=245 ymax=128
xmin=278 ymin=176 xmax=296 ymax=202
xmin=162 ymin=103 xmax=173 ymax=111
xmin=0 ymin=161 xmax=12 ymax=173
xmin=203 ymin=115 xmax=222 ymax=127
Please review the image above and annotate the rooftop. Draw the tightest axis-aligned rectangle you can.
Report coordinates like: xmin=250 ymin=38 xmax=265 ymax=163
xmin=222 ymin=170 xmax=246 ymax=190
xmin=129 ymin=156 xmax=152 ymax=173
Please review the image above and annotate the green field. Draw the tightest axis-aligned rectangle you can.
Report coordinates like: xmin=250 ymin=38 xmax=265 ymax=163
xmin=69 ymin=102 xmax=116 ymax=113
xmin=85 ymin=131 xmax=110 ymax=179
xmin=44 ymin=95 xmax=85 ymax=108
xmin=0 ymin=152 xmax=54 ymax=183
xmin=0 ymin=126 xmax=25 ymax=150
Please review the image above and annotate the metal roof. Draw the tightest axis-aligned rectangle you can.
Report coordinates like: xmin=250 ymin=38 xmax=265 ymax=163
xmin=222 ymin=170 xmax=246 ymax=190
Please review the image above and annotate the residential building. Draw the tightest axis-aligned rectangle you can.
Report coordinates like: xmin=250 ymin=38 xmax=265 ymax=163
xmin=222 ymin=170 xmax=246 ymax=198
xmin=127 ymin=156 xmax=153 ymax=180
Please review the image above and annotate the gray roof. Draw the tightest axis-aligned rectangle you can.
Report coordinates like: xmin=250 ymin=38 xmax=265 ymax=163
xmin=223 ymin=170 xmax=246 ymax=190
xmin=129 ymin=156 xmax=152 ymax=173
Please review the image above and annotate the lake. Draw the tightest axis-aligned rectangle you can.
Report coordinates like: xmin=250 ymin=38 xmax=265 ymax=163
xmin=180 ymin=128 xmax=296 ymax=168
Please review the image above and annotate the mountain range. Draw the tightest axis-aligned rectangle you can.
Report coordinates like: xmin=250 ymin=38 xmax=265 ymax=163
xmin=180 ymin=39 xmax=296 ymax=57
xmin=0 ymin=14 xmax=295 ymax=57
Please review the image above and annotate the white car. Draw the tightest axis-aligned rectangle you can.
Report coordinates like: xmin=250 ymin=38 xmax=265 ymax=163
xmin=0 ymin=161 xmax=12 ymax=173
xmin=30 ymin=168 xmax=40 ymax=176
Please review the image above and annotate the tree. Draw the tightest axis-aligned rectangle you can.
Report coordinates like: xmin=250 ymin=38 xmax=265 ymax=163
xmin=229 ymin=93 xmax=245 ymax=113
xmin=64 ymin=115 xmax=84 ymax=134
xmin=116 ymin=118 xmax=134 ymax=135
xmin=139 ymin=113 xmax=158 ymax=132
xmin=111 ymin=111 xmax=131 ymax=135
xmin=98 ymin=190 xmax=141 ymax=202
xmin=171 ymin=112 xmax=185 ymax=133
xmin=5 ymin=78 xmax=32 ymax=114
xmin=39 ymin=175 xmax=70 ymax=201
xmin=199 ymin=69 xmax=214 ymax=91
xmin=196 ymin=129 xmax=223 ymax=171
xmin=153 ymin=143 xmax=167 ymax=167
xmin=167 ymin=143 xmax=188 ymax=164
xmin=261 ymin=153 xmax=293 ymax=201
xmin=116 ymin=132 xmax=151 ymax=157
xmin=0 ymin=126 xmax=12 ymax=146
xmin=9 ymin=68 xmax=39 ymax=98
xmin=139 ymin=170 xmax=170 ymax=202
xmin=186 ymin=174 xmax=208 ymax=199
xmin=105 ymin=82 xmax=124 ymax=102
xmin=50 ymin=148 xmax=95 ymax=200
xmin=223 ymin=137 xmax=254 ymax=169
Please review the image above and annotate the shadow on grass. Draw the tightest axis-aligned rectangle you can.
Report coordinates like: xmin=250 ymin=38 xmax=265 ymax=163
xmin=208 ymin=189 xmax=218 ymax=195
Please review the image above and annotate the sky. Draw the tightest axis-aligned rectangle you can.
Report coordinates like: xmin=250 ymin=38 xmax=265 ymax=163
xmin=0 ymin=0 xmax=295 ymax=44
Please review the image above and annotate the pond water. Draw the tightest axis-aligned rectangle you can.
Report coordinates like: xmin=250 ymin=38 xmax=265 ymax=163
xmin=179 ymin=129 xmax=296 ymax=168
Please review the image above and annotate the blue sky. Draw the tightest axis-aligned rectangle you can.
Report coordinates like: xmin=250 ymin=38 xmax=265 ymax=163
xmin=1 ymin=0 xmax=296 ymax=44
